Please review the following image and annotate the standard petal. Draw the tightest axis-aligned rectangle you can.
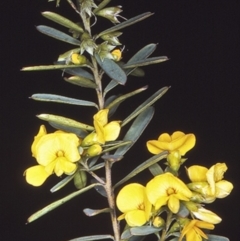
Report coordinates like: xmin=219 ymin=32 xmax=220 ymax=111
xmin=31 ymin=125 xmax=47 ymax=157
xmin=158 ymin=133 xmax=171 ymax=142
xmin=213 ymin=163 xmax=227 ymax=182
xmin=94 ymin=119 xmax=105 ymax=144
xmin=215 ymin=180 xmax=233 ymax=198
xmin=94 ymin=109 xmax=108 ymax=126
xmin=24 ymin=165 xmax=51 ymax=186
xmin=146 ymin=140 xmax=165 ymax=154
xmin=104 ymin=121 xmax=120 ymax=141
xmin=187 ymin=165 xmax=208 ymax=182
xmin=177 ymin=134 xmax=196 ymax=155
xmin=116 ymin=183 xmax=145 ymax=212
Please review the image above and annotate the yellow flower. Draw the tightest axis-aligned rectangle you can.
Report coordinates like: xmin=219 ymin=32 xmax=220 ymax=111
xmin=146 ymin=173 xmax=192 ymax=213
xmin=146 ymin=131 xmax=196 ymax=155
xmin=24 ymin=125 xmax=81 ymax=186
xmin=179 ymin=219 xmax=215 ymax=241
xmin=187 ymin=163 xmax=233 ymax=202
xmin=82 ymin=109 xmax=121 ymax=146
xmin=116 ymin=183 xmax=152 ymax=227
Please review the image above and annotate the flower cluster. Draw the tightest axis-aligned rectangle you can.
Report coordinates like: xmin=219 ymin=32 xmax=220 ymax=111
xmin=24 ymin=109 xmax=121 ymax=186
xmin=116 ymin=131 xmax=233 ymax=241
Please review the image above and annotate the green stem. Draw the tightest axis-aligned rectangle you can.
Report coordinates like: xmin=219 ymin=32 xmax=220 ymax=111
xmin=105 ymin=160 xmax=120 ymax=241
xmin=160 ymin=211 xmax=173 ymax=241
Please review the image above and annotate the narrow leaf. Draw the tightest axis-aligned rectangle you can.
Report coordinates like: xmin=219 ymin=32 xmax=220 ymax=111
xmin=83 ymin=208 xmax=111 ymax=217
xmin=103 ymin=44 xmax=156 ymax=96
xmin=50 ymin=175 xmax=74 ymax=193
xmin=69 ymin=234 xmax=114 ymax=241
xmin=148 ymin=163 xmax=164 ymax=176
xmin=97 ymin=12 xmax=154 ymax=37
xmin=130 ymin=226 xmax=162 ymax=236
xmin=42 ymin=11 xmax=84 ymax=33
xmin=49 ymin=121 xmax=88 ymax=138
xmin=114 ymin=107 xmax=154 ymax=157
xmin=207 ymin=235 xmax=230 ymax=241
xmin=27 ymin=183 xmax=100 ymax=223
xmin=105 ymin=86 xmax=148 ymax=110
xmin=114 ymin=151 xmax=168 ymax=189
xmin=123 ymin=56 xmax=169 ymax=69
xmin=64 ymin=76 xmax=97 ymax=88
xmin=31 ymin=93 xmax=98 ymax=108
xmin=63 ymin=67 xmax=94 ymax=80
xmin=37 ymin=114 xmax=94 ymax=131
xmin=95 ymin=54 xmax=127 ymax=85
xmin=127 ymin=43 xmax=158 ymax=64
xmin=22 ymin=64 xmax=82 ymax=71
xmin=36 ymin=25 xmax=81 ymax=45
xmin=122 ymin=86 xmax=169 ymax=127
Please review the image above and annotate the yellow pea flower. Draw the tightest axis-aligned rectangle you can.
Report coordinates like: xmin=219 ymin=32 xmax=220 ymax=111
xmin=82 ymin=109 xmax=121 ymax=146
xmin=146 ymin=131 xmax=196 ymax=156
xmin=146 ymin=173 xmax=192 ymax=214
xmin=116 ymin=183 xmax=152 ymax=227
xmin=24 ymin=125 xmax=81 ymax=186
xmin=179 ymin=219 xmax=214 ymax=241
xmin=187 ymin=163 xmax=233 ymax=202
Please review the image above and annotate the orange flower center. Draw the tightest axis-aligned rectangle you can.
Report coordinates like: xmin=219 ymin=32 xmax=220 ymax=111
xmin=167 ymin=187 xmax=176 ymax=195
xmin=56 ymin=150 xmax=65 ymax=157
xmin=138 ymin=203 xmax=145 ymax=211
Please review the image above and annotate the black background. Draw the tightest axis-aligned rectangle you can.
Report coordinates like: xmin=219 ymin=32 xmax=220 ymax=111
xmin=1 ymin=0 xmax=240 ymax=240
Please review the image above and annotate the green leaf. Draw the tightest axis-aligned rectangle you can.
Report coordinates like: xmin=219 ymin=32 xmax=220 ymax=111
xmin=37 ymin=113 xmax=94 ymax=131
xmin=83 ymin=208 xmax=111 ymax=217
xmin=69 ymin=234 xmax=114 ymax=241
xmin=123 ymin=56 xmax=169 ymax=69
xmin=114 ymin=151 xmax=168 ymax=189
xmin=95 ymin=54 xmax=127 ymax=85
xmin=64 ymin=76 xmax=97 ymax=88
xmin=63 ymin=67 xmax=94 ymax=80
xmin=122 ymin=86 xmax=169 ymax=127
xmin=148 ymin=163 xmax=164 ymax=176
xmin=102 ymin=141 xmax=132 ymax=154
xmin=50 ymin=175 xmax=74 ymax=193
xmin=127 ymin=43 xmax=158 ymax=64
xmin=42 ymin=11 xmax=84 ymax=33
xmin=31 ymin=93 xmax=98 ymax=108
xmin=103 ymin=44 xmax=157 ymax=96
xmin=22 ymin=64 xmax=82 ymax=71
xmin=93 ymin=0 xmax=111 ymax=13
xmin=130 ymin=226 xmax=162 ymax=236
xmin=105 ymin=86 xmax=148 ymax=110
xmin=49 ymin=121 xmax=88 ymax=138
xmin=114 ymin=106 xmax=154 ymax=157
xmin=88 ymin=162 xmax=105 ymax=172
xmin=97 ymin=12 xmax=154 ymax=38
xmin=27 ymin=183 xmax=100 ymax=223
xmin=74 ymin=170 xmax=87 ymax=189
xmin=207 ymin=235 xmax=229 ymax=241
xmin=36 ymin=25 xmax=81 ymax=45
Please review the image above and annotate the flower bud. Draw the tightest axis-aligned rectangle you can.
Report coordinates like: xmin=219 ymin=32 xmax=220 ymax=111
xmin=87 ymin=144 xmax=102 ymax=156
xmin=71 ymin=53 xmax=88 ymax=65
xmin=153 ymin=216 xmax=165 ymax=228
xmin=81 ymin=132 xmax=98 ymax=147
xmin=96 ymin=6 xmax=123 ymax=24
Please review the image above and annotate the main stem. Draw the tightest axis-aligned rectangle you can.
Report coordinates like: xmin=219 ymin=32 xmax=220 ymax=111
xmin=105 ymin=160 xmax=120 ymax=241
